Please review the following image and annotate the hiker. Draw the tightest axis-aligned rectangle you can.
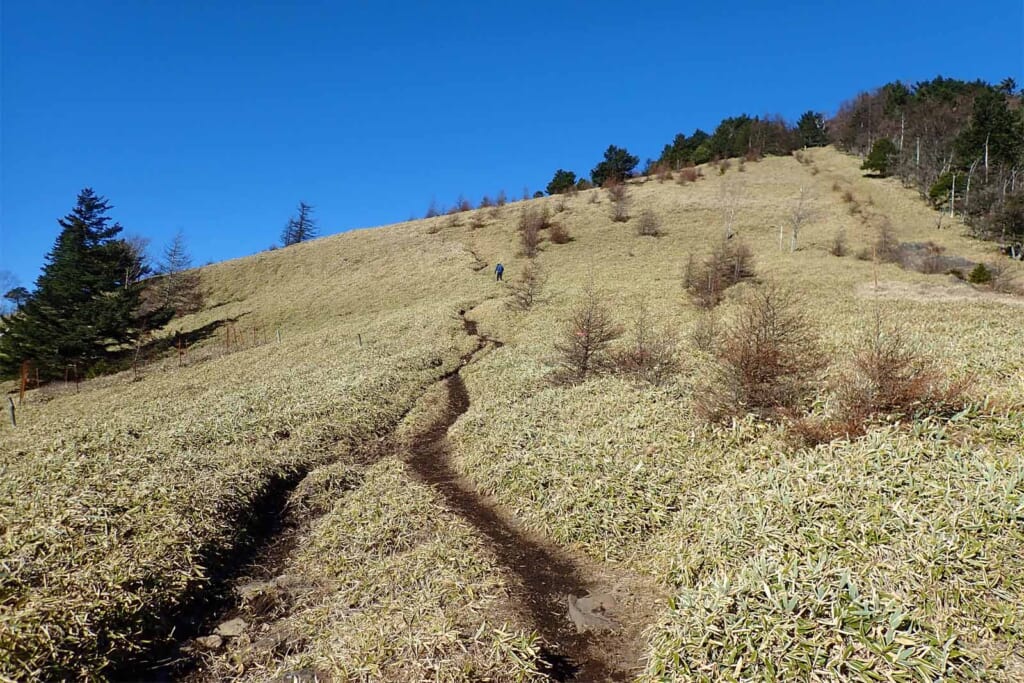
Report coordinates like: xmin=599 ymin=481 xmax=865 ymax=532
xmin=495 ymin=262 xmax=504 ymax=281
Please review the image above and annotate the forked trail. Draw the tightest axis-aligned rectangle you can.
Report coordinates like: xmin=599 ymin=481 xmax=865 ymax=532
xmin=405 ymin=313 xmax=655 ymax=681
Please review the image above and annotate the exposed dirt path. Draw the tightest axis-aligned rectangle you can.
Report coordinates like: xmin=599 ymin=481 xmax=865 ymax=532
xmin=404 ymin=312 xmax=653 ymax=681
xmin=143 ymin=308 xmax=653 ymax=682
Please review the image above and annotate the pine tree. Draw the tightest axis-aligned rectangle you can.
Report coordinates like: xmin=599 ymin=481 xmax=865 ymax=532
xmin=796 ymin=111 xmax=828 ymax=147
xmin=281 ymin=202 xmax=317 ymax=246
xmin=546 ymin=169 xmax=578 ymax=195
xmin=157 ymin=230 xmax=201 ymax=315
xmin=590 ymin=145 xmax=639 ymax=186
xmin=0 ymin=189 xmax=150 ymax=378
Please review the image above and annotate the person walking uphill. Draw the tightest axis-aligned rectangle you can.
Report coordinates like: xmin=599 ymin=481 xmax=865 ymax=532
xmin=495 ymin=262 xmax=504 ymax=282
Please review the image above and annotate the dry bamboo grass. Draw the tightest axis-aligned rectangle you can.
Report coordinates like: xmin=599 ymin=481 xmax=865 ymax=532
xmin=4 ymin=147 xmax=1024 ymax=681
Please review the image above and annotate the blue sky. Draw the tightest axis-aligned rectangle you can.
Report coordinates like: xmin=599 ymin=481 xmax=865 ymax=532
xmin=2 ymin=0 xmax=1021 ymax=290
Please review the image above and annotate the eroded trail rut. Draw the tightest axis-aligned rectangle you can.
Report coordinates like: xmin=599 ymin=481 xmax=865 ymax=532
xmin=163 ymin=311 xmax=648 ymax=681
xmin=404 ymin=314 xmax=642 ymax=681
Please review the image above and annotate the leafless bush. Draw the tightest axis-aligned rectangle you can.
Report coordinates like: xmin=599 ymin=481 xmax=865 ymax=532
xmin=611 ymin=300 xmax=679 ymax=385
xmin=841 ymin=190 xmax=855 ymax=203
xmin=587 ymin=191 xmax=600 ymax=204
xmin=456 ymin=195 xmax=472 ymax=212
xmin=655 ymin=164 xmax=672 ymax=182
xmin=553 ymin=196 xmax=567 ymax=213
xmin=520 ymin=223 xmax=540 ymax=257
xmin=697 ymin=284 xmax=827 ymax=421
xmin=789 ymin=187 xmax=813 ymax=252
xmin=737 ymin=159 xmax=746 ymax=172
xmin=425 ymin=199 xmax=440 ymax=219
xmin=875 ymin=217 xmax=901 ymax=263
xmin=468 ymin=213 xmax=485 ymax=230
xmin=830 ymin=229 xmax=848 ymax=257
xmin=606 ymin=181 xmax=630 ymax=222
xmin=553 ymin=287 xmax=622 ymax=383
xmin=506 ymin=262 xmax=546 ymax=311
xmin=837 ymin=312 xmax=966 ymax=428
xmin=794 ymin=150 xmax=811 ymax=165
xmin=479 ymin=195 xmax=494 ymax=209
xmin=718 ymin=159 xmax=731 ymax=175
xmin=636 ymin=209 xmax=661 ymax=237
xmin=548 ymin=223 xmax=572 ymax=244
xmin=690 ymin=310 xmax=719 ymax=353
xmin=989 ymin=262 xmax=1024 ymax=294
xmin=916 ymin=242 xmax=947 ymax=274
xmin=496 ymin=190 xmax=507 ymax=206
xmin=677 ymin=166 xmax=699 ymax=185
xmin=684 ymin=239 xmax=755 ymax=308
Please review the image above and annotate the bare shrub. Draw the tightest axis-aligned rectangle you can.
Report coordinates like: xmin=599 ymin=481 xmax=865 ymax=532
xmin=837 ymin=312 xmax=966 ymax=429
xmin=479 ymin=195 xmax=494 ymax=209
xmin=637 ymin=209 xmax=661 ymax=237
xmin=553 ymin=287 xmax=622 ymax=383
xmin=788 ymin=187 xmax=813 ymax=252
xmin=506 ymin=262 xmax=546 ymax=311
xmin=830 ymin=229 xmax=848 ymax=257
xmin=684 ymin=240 xmax=755 ymax=309
xmin=917 ymin=242 xmax=947 ymax=274
xmin=989 ymin=262 xmax=1024 ymax=294
xmin=611 ymin=300 xmax=679 ymax=385
xmin=587 ymin=191 xmax=600 ymax=204
xmin=737 ymin=159 xmax=746 ymax=172
xmin=468 ymin=213 xmax=485 ymax=230
xmin=520 ymin=221 xmax=540 ymax=257
xmin=690 ymin=310 xmax=719 ymax=353
xmin=841 ymin=190 xmax=855 ymax=203
xmin=496 ymin=190 xmax=507 ymax=207
xmin=548 ymin=223 xmax=572 ymax=244
xmin=553 ymin=196 xmax=567 ymax=213
xmin=718 ymin=159 xmax=731 ymax=175
xmin=456 ymin=195 xmax=472 ymax=212
xmin=606 ymin=181 xmax=630 ymax=222
xmin=677 ymin=167 xmax=699 ymax=184
xmin=744 ymin=150 xmax=761 ymax=163
xmin=831 ymin=181 xmax=842 ymax=193
xmin=655 ymin=164 xmax=672 ymax=182
xmin=810 ymin=165 xmax=820 ymax=175
xmin=518 ymin=206 xmax=550 ymax=231
xmin=425 ymin=199 xmax=440 ymax=219
xmin=875 ymin=217 xmax=901 ymax=263
xmin=698 ymin=285 xmax=827 ymax=421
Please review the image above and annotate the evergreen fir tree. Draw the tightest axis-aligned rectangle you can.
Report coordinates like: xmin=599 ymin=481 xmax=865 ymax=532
xmin=0 ymin=188 xmax=151 ymax=378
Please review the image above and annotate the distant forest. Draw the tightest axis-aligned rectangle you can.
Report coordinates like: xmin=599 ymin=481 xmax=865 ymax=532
xmin=549 ymin=76 xmax=1022 ymax=246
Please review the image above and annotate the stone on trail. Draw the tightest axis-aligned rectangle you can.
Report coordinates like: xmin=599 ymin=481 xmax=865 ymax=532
xmin=567 ymin=592 xmax=618 ymax=634
xmin=193 ymin=634 xmax=224 ymax=651
xmin=215 ymin=617 xmax=248 ymax=638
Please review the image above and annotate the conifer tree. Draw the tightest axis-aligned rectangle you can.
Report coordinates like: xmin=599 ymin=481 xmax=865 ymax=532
xmin=281 ymin=202 xmax=317 ymax=246
xmin=0 ymin=189 xmax=153 ymax=378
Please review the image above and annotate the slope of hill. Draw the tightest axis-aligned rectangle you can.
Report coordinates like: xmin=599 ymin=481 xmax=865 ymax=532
xmin=2 ymin=147 xmax=1023 ymax=681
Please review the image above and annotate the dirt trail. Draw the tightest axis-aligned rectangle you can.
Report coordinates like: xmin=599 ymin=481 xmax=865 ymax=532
xmin=404 ymin=313 xmax=651 ymax=681
xmin=145 ymin=309 xmax=651 ymax=682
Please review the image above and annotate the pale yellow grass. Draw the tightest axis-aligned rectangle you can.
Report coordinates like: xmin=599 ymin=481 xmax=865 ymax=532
xmin=3 ymin=147 xmax=1023 ymax=681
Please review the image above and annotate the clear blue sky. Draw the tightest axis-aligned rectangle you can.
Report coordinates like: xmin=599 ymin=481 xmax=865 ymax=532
xmin=2 ymin=0 xmax=1021 ymax=289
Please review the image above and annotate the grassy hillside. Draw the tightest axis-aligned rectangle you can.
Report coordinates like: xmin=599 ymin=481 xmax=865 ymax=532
xmin=2 ymin=147 xmax=1023 ymax=681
